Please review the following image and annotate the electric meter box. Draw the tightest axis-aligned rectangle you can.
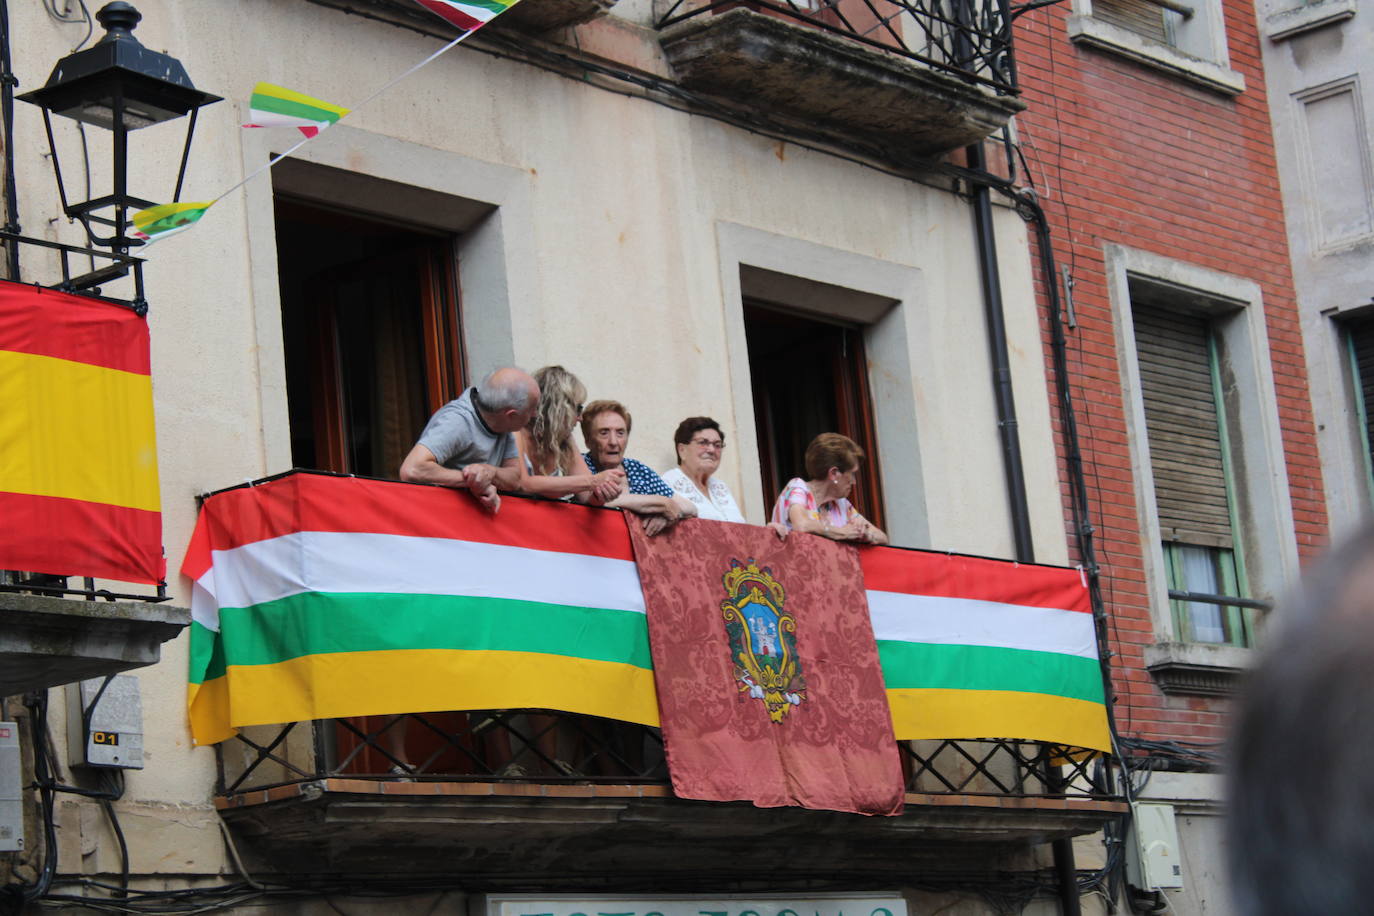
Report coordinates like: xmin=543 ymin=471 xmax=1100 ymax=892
xmin=1125 ymin=801 xmax=1184 ymax=890
xmin=0 ymin=721 xmax=22 ymax=851
xmin=66 ymin=675 xmax=144 ymax=769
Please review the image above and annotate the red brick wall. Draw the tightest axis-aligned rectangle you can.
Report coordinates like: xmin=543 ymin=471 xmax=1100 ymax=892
xmin=1010 ymin=0 xmax=1328 ymax=745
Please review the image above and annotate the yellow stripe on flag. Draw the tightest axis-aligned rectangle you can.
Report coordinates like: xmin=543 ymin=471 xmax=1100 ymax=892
xmin=187 ymin=680 xmax=236 ymax=747
xmin=209 ymin=648 xmax=660 ymax=740
xmin=0 ymin=350 xmax=159 ymax=511
xmin=252 ymin=82 xmax=350 ymax=119
xmin=886 ymin=688 xmax=1112 ymax=752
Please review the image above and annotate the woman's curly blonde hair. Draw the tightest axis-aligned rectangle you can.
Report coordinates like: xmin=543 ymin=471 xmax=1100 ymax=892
xmin=529 ymin=365 xmax=587 ymax=476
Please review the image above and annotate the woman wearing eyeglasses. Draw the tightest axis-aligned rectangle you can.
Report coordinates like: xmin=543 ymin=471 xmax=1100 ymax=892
xmin=770 ymin=432 xmax=888 ymax=545
xmin=660 ymin=416 xmax=747 ymax=523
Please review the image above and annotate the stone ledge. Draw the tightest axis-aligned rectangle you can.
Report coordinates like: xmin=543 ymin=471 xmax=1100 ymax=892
xmin=660 ymin=8 xmax=1025 ymax=157
xmin=0 ymin=593 xmax=189 ymax=695
xmin=1264 ymin=0 xmax=1356 ymax=41
xmin=1067 ymin=15 xmax=1245 ymax=97
xmin=1144 ymin=641 xmax=1250 ymax=697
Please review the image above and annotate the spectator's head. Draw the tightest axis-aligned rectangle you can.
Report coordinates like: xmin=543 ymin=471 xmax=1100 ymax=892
xmin=476 ymin=367 xmax=539 ymax=433
xmin=529 ymin=366 xmax=587 ymax=459
xmin=582 ymin=400 xmax=631 ymax=471
xmin=674 ymin=416 xmax=726 ymax=477
xmin=1228 ymin=526 xmax=1374 ymax=916
xmin=804 ymin=433 xmax=864 ymax=499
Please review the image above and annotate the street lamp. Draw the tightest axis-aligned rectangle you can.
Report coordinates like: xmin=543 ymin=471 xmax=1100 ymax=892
xmin=18 ymin=1 xmax=220 ymax=253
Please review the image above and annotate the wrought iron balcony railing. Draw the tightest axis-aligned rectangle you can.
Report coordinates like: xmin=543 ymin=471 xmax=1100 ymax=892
xmin=656 ymin=0 xmax=1022 ymax=95
xmin=217 ymin=710 xmax=1114 ymax=802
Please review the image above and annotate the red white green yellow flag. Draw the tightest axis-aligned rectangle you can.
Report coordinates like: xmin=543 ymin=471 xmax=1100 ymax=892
xmin=0 ymin=280 xmax=163 ymax=583
xmin=183 ymin=472 xmax=1109 ymax=756
xmin=243 ymin=83 xmax=350 ymax=138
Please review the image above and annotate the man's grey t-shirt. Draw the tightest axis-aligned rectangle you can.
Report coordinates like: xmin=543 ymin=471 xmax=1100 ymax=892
xmin=416 ymin=388 xmax=518 ymax=470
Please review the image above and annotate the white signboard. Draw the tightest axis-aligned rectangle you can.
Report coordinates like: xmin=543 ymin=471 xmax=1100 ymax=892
xmin=482 ymin=893 xmax=908 ymax=916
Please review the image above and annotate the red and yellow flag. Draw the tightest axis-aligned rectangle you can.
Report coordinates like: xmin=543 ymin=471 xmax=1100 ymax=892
xmin=0 ymin=281 xmax=163 ymax=583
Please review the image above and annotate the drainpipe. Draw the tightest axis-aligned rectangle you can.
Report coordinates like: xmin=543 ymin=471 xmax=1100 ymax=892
xmin=0 ymin=0 xmax=20 ymax=280
xmin=965 ymin=140 xmax=1080 ymax=916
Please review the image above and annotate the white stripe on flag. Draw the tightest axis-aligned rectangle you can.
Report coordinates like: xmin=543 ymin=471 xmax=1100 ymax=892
xmin=209 ymin=531 xmax=647 ymax=614
xmin=866 ymin=589 xmax=1098 ymax=659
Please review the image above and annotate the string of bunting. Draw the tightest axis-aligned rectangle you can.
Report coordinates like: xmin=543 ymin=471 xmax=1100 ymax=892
xmin=130 ymin=0 xmax=520 ymax=245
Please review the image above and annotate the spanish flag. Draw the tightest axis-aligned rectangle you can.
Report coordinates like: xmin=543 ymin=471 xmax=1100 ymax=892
xmin=0 ymin=280 xmax=163 ymax=584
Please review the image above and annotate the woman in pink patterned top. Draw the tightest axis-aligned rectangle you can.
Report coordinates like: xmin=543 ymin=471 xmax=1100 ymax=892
xmin=770 ymin=433 xmax=888 ymax=545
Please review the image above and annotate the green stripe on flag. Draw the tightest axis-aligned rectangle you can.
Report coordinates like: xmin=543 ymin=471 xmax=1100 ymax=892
xmin=218 ymin=592 xmax=654 ymax=670
xmin=188 ymin=619 xmax=227 ymax=684
xmin=877 ymin=640 xmax=1105 ymax=703
xmin=465 ymin=0 xmax=517 ymax=12
xmin=250 ymin=94 xmax=342 ymax=123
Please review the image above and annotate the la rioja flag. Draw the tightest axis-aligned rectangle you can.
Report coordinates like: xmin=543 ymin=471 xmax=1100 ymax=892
xmin=628 ymin=518 xmax=903 ymax=816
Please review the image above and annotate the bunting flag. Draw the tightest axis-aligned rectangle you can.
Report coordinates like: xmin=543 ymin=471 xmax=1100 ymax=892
xmin=627 ymin=518 xmax=905 ymax=816
xmin=862 ymin=548 xmax=1110 ymax=751
xmin=0 ymin=280 xmax=163 ymax=583
xmin=414 ymin=0 xmax=519 ymax=31
xmin=243 ymin=82 xmax=350 ymax=138
xmin=130 ymin=201 xmax=213 ymax=243
xmin=183 ymin=472 xmax=656 ymax=746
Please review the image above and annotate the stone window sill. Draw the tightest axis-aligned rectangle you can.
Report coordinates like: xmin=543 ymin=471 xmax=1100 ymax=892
xmin=1144 ymin=641 xmax=1251 ymax=696
xmin=1067 ymin=15 xmax=1245 ymax=97
xmin=1264 ymin=0 xmax=1356 ymax=41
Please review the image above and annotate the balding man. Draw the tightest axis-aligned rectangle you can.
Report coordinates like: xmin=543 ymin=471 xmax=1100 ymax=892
xmin=400 ymin=367 xmax=539 ymax=513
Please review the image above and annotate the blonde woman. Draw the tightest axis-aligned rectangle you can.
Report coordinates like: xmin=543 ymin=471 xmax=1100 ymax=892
xmin=517 ymin=366 xmax=623 ymax=503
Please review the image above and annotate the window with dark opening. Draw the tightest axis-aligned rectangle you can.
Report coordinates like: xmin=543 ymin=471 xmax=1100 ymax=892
xmin=744 ymin=301 xmax=885 ymax=531
xmin=276 ymin=198 xmax=464 ymax=478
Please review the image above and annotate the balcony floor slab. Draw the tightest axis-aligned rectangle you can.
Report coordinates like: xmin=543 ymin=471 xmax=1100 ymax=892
xmin=659 ymin=9 xmax=1026 ymax=158
xmin=219 ymin=779 xmax=1125 ymax=885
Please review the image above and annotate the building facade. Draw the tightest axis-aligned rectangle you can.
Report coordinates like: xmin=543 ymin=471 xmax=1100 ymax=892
xmin=1013 ymin=0 xmax=1330 ymax=908
xmin=0 ymin=0 xmax=1329 ymax=911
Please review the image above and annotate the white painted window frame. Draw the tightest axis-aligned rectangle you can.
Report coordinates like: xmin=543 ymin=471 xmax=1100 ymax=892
xmin=1067 ymin=0 xmax=1245 ymax=96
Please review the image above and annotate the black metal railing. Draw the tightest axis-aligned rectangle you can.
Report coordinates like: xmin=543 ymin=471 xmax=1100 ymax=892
xmin=656 ymin=0 xmax=1021 ymax=94
xmin=217 ymin=710 xmax=1114 ymax=801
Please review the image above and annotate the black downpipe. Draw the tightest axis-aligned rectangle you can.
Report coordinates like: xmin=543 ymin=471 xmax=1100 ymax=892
xmin=966 ymin=142 xmax=1034 ymax=563
xmin=965 ymin=142 xmax=1080 ymax=916
xmin=0 ymin=0 xmax=21 ymax=280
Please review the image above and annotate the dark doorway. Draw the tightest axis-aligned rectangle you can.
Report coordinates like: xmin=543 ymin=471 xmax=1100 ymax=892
xmin=276 ymin=197 xmax=464 ymax=478
xmin=744 ymin=301 xmax=885 ymax=529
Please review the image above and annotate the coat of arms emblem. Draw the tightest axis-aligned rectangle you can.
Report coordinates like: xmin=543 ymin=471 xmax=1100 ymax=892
xmin=721 ymin=559 xmax=806 ymax=722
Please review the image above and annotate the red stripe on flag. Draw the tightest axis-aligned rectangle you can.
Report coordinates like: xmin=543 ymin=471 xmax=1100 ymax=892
xmin=0 ymin=280 xmax=150 ymax=375
xmin=415 ymin=0 xmax=484 ymax=30
xmin=297 ymin=126 xmax=320 ymax=138
xmin=860 ymin=546 xmax=1090 ymax=612
xmin=197 ymin=471 xmax=635 ymax=561
xmin=0 ymin=490 xmax=164 ymax=584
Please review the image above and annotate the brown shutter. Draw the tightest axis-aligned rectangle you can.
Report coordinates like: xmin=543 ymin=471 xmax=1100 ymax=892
xmin=1093 ymin=0 xmax=1168 ymax=43
xmin=1133 ymin=305 xmax=1234 ymax=549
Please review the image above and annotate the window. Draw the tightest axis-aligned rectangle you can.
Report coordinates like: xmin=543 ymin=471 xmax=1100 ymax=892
xmin=1133 ymin=304 xmax=1252 ymax=646
xmin=1068 ymin=0 xmax=1245 ymax=95
xmin=1106 ymin=245 xmax=1301 ymax=675
xmin=1343 ymin=317 xmax=1374 ymax=506
xmin=275 ymin=198 xmax=465 ymax=478
xmin=743 ymin=301 xmax=886 ymax=531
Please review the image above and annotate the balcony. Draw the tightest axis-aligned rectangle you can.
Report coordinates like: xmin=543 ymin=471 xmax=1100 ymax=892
xmin=215 ymin=713 xmax=1122 ymax=884
xmin=656 ymin=0 xmax=1027 ymax=158
xmin=195 ymin=471 xmax=1123 ymax=884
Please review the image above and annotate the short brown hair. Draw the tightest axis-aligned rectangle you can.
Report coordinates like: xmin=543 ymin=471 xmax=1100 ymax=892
xmin=673 ymin=416 xmax=724 ymax=463
xmin=804 ymin=432 xmax=863 ymax=480
xmin=581 ymin=400 xmax=632 ymax=444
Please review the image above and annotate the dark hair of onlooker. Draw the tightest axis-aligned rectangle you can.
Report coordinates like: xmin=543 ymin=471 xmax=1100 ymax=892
xmin=803 ymin=432 xmax=863 ymax=481
xmin=580 ymin=399 xmax=631 ymax=445
xmin=1228 ymin=525 xmax=1374 ymax=916
xmin=673 ymin=417 xmax=724 ymax=465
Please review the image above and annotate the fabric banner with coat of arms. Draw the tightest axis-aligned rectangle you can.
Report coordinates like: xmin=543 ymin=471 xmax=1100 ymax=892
xmin=627 ymin=519 xmax=907 ymax=817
